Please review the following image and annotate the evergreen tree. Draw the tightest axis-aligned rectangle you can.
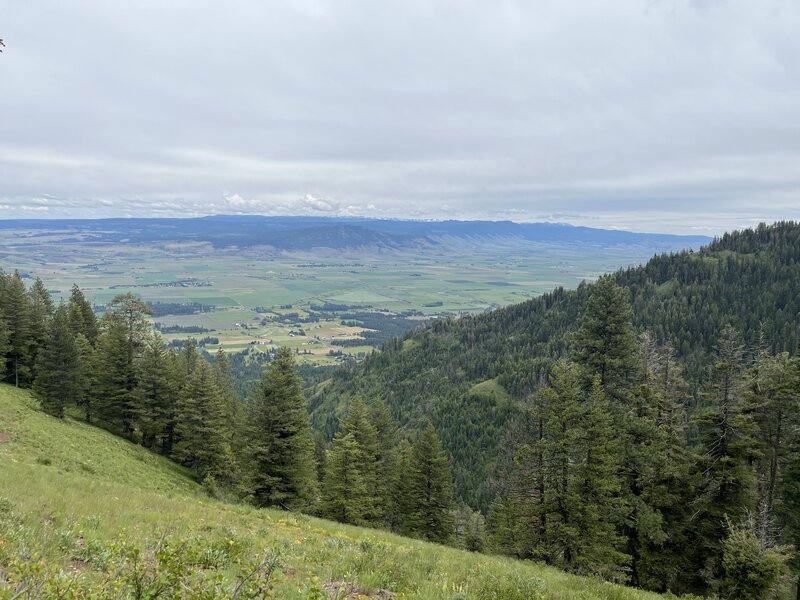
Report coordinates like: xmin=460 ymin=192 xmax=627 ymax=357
xmin=94 ymin=294 xmax=152 ymax=437
xmin=94 ymin=317 xmax=135 ymax=434
xmin=406 ymin=422 xmax=454 ymax=543
xmin=33 ymin=304 xmax=80 ymax=418
xmin=571 ymin=377 xmax=629 ymax=581
xmin=28 ymin=277 xmax=53 ymax=378
xmin=173 ymin=359 xmax=233 ymax=481
xmin=73 ymin=333 xmax=97 ymax=422
xmin=321 ymin=432 xmax=369 ymax=524
xmin=693 ymin=325 xmax=758 ymax=584
xmin=213 ymin=349 xmax=243 ymax=438
xmin=338 ymin=396 xmax=380 ymax=523
xmin=134 ymin=333 xmax=176 ymax=450
xmin=67 ymin=284 xmax=98 ymax=344
xmin=573 ymin=275 xmax=638 ymax=402
xmin=2 ymin=272 xmax=33 ymax=387
xmin=390 ymin=438 xmax=415 ymax=534
xmin=244 ymin=347 xmax=318 ymax=511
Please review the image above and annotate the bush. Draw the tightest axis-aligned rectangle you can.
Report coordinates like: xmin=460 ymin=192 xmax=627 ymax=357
xmin=721 ymin=523 xmax=789 ymax=600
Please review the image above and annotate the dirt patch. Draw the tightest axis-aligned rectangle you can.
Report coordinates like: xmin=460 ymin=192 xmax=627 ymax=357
xmin=68 ymin=559 xmax=89 ymax=572
xmin=0 ymin=431 xmax=10 ymax=445
xmin=324 ymin=581 xmax=396 ymax=599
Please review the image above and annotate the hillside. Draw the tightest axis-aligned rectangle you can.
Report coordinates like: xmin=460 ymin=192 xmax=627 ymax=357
xmin=311 ymin=221 xmax=800 ymax=508
xmin=0 ymin=384 xmax=666 ymax=599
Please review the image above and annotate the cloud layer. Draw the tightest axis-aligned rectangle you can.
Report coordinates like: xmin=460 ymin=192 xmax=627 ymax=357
xmin=1 ymin=0 xmax=798 ymax=233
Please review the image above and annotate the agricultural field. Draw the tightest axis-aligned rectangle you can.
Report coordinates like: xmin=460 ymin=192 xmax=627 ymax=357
xmin=0 ymin=222 xmax=699 ymax=365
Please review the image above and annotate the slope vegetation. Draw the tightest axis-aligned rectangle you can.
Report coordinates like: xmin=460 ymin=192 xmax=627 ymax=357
xmin=312 ymin=221 xmax=800 ymax=508
xmin=0 ymin=384 xmax=664 ymax=599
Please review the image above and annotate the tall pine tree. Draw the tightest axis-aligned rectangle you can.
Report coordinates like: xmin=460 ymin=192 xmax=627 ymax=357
xmin=244 ymin=347 xmax=318 ymax=511
xmin=33 ymin=304 xmax=80 ymax=419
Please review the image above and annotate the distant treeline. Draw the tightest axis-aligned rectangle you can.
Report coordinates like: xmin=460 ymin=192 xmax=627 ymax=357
xmin=147 ymin=301 xmax=214 ymax=317
xmin=154 ymin=323 xmax=212 ymax=334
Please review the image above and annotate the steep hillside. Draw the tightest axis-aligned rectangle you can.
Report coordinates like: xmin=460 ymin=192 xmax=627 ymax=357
xmin=311 ymin=221 xmax=800 ymax=508
xmin=0 ymin=384 xmax=665 ymax=599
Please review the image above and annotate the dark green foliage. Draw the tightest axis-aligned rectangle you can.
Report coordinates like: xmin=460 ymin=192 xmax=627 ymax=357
xmin=574 ymin=275 xmax=638 ymax=400
xmin=2 ymin=272 xmax=33 ymax=387
xmin=33 ymin=304 xmax=80 ymax=419
xmin=172 ymin=359 xmax=233 ymax=482
xmin=720 ymin=520 xmax=789 ymax=600
xmin=68 ymin=283 xmax=98 ymax=343
xmin=243 ymin=347 xmax=318 ymax=511
xmin=693 ymin=326 xmax=758 ymax=582
xmin=404 ymin=422 xmax=454 ymax=543
xmin=133 ymin=333 xmax=177 ymax=452
xmin=321 ymin=431 xmax=370 ymax=524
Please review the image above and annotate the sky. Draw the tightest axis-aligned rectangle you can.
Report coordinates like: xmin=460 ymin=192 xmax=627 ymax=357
xmin=1 ymin=0 xmax=798 ymax=234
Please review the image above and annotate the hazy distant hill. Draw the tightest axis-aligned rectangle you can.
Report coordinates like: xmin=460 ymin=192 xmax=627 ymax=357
xmin=0 ymin=215 xmax=710 ymax=251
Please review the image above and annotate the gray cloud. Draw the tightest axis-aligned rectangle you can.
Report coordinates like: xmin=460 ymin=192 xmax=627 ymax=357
xmin=1 ymin=0 xmax=798 ymax=233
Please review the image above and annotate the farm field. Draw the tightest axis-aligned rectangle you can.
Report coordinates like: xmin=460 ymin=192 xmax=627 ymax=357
xmin=0 ymin=224 xmax=696 ymax=364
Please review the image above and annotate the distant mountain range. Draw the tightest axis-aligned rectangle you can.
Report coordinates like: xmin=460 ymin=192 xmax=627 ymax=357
xmin=0 ymin=215 xmax=711 ymax=250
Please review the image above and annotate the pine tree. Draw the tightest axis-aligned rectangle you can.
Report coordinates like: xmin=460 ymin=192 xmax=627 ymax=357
xmin=2 ymin=272 xmax=33 ymax=387
xmin=321 ymin=431 xmax=370 ymax=524
xmin=338 ymin=396 xmax=380 ymax=523
xmin=173 ymin=359 xmax=233 ymax=481
xmin=369 ymin=398 xmax=398 ymax=525
xmin=571 ymin=377 xmax=629 ymax=581
xmin=67 ymin=284 xmax=98 ymax=344
xmin=28 ymin=277 xmax=53 ymax=378
xmin=94 ymin=294 xmax=152 ymax=437
xmin=73 ymin=333 xmax=97 ymax=422
xmin=244 ymin=347 xmax=318 ymax=511
xmin=406 ymin=422 xmax=454 ymax=543
xmin=693 ymin=325 xmax=758 ymax=584
xmin=389 ymin=438 xmax=415 ymax=534
xmin=94 ymin=317 xmax=135 ymax=434
xmin=133 ymin=333 xmax=176 ymax=450
xmin=33 ymin=304 xmax=80 ymax=418
xmin=573 ymin=275 xmax=638 ymax=402
xmin=213 ymin=349 xmax=243 ymax=439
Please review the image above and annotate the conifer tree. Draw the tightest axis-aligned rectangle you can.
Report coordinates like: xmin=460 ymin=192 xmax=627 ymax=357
xmin=94 ymin=317 xmax=135 ymax=434
xmin=571 ymin=377 xmax=629 ymax=581
xmin=2 ymin=272 xmax=33 ymax=386
xmin=693 ymin=325 xmax=758 ymax=583
xmin=94 ymin=294 xmax=152 ymax=437
xmin=321 ymin=431 xmax=370 ymax=524
xmin=33 ymin=304 xmax=80 ymax=418
xmin=244 ymin=347 xmax=318 ymax=511
xmin=173 ymin=359 xmax=233 ymax=481
xmin=406 ymin=422 xmax=454 ymax=543
xmin=338 ymin=396 xmax=380 ymax=523
xmin=67 ymin=284 xmax=98 ymax=344
xmin=28 ymin=277 xmax=53 ymax=377
xmin=213 ymin=349 xmax=243 ymax=438
xmin=390 ymin=438 xmax=415 ymax=534
xmin=574 ymin=275 xmax=638 ymax=401
xmin=134 ymin=333 xmax=176 ymax=450
xmin=73 ymin=333 xmax=97 ymax=422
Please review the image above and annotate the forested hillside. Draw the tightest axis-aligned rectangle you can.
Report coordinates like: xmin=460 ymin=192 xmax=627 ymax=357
xmin=312 ymin=221 xmax=800 ymax=596
xmin=312 ymin=221 xmax=800 ymax=503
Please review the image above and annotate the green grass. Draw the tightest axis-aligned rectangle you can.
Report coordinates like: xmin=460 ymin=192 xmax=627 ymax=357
xmin=0 ymin=384 xmax=669 ymax=599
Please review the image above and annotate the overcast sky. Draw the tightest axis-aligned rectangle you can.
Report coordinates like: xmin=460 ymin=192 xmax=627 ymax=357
xmin=1 ymin=1 xmax=798 ymax=233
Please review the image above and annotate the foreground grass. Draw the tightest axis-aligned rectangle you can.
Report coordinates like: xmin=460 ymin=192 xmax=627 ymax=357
xmin=0 ymin=385 xmax=667 ymax=599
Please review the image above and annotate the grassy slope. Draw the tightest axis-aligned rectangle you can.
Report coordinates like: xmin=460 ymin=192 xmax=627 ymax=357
xmin=0 ymin=384 xmax=663 ymax=599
